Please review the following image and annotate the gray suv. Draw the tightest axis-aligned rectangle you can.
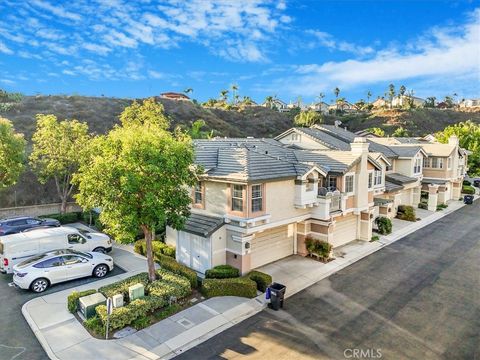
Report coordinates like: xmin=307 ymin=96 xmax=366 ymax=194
xmin=0 ymin=216 xmax=61 ymax=236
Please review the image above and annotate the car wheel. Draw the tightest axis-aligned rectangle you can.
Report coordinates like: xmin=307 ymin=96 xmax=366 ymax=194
xmin=93 ymin=247 xmax=106 ymax=254
xmin=30 ymin=278 xmax=49 ymax=293
xmin=93 ymin=264 xmax=108 ymax=278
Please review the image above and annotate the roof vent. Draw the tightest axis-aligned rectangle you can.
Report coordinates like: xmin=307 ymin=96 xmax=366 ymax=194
xmin=344 ymin=126 xmax=348 ymax=131
xmin=247 ymin=136 xmax=254 ymax=139
xmin=265 ymin=150 xmax=269 ymax=155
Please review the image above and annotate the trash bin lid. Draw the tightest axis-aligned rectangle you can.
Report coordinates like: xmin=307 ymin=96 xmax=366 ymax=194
xmin=270 ymin=282 xmax=286 ymax=290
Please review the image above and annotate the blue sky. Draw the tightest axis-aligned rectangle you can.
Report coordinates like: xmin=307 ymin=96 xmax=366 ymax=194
xmin=0 ymin=0 xmax=479 ymax=104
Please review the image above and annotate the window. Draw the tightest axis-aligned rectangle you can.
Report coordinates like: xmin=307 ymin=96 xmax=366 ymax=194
xmin=414 ymin=157 xmax=422 ymax=174
xmin=374 ymin=170 xmax=382 ymax=186
xmin=368 ymin=172 xmax=373 ymax=189
xmin=251 ymin=184 xmax=263 ymax=212
xmin=68 ymin=234 xmax=86 ymax=244
xmin=291 ymin=133 xmax=300 ymax=141
xmin=423 ymin=158 xmax=429 ymax=168
xmin=62 ymin=255 xmax=87 ymax=265
xmin=327 ymin=176 xmax=337 ymax=189
xmin=34 ymin=257 xmax=64 ymax=268
xmin=345 ymin=175 xmax=354 ymax=193
xmin=231 ymin=184 xmax=244 ymax=212
xmin=447 ymin=157 xmax=452 ymax=169
xmin=26 ymin=219 xmax=41 ymax=225
xmin=386 ymin=165 xmax=393 ymax=172
xmin=438 ymin=158 xmax=444 ymax=169
xmin=11 ymin=219 xmax=27 ymax=226
xmin=194 ymin=182 xmax=203 ymax=205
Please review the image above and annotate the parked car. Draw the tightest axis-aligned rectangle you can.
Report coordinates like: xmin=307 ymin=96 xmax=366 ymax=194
xmin=0 ymin=216 xmax=60 ymax=236
xmin=0 ymin=226 xmax=112 ymax=274
xmin=12 ymin=249 xmax=114 ymax=293
xmin=473 ymin=179 xmax=480 ymax=187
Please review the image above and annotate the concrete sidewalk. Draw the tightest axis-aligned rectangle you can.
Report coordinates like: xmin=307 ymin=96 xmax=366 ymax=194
xmin=22 ymin=247 xmax=267 ymax=360
xmin=258 ymin=197 xmax=475 ymax=299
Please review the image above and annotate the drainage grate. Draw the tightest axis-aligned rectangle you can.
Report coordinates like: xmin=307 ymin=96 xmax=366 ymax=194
xmin=177 ymin=317 xmax=195 ymax=329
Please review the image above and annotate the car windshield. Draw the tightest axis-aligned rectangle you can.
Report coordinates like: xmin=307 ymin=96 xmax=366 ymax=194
xmin=77 ymin=229 xmax=91 ymax=236
xmin=46 ymin=249 xmax=93 ymax=258
xmin=17 ymin=254 xmax=48 ymax=268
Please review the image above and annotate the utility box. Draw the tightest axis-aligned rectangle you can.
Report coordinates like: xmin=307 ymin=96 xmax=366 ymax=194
xmin=128 ymin=283 xmax=145 ymax=301
xmin=112 ymin=294 xmax=124 ymax=308
xmin=79 ymin=293 xmax=106 ymax=319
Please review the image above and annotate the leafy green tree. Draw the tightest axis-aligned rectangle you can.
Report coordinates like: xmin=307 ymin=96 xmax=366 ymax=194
xmin=399 ymin=85 xmax=406 ymax=96
xmin=367 ymin=91 xmax=372 ymax=104
xmin=367 ymin=127 xmax=385 ymax=137
xmin=231 ymin=84 xmax=238 ymax=104
xmin=392 ymin=126 xmax=409 ymax=137
xmin=424 ymin=97 xmax=436 ymax=108
xmin=120 ymin=98 xmax=169 ymax=128
xmin=219 ymin=90 xmax=229 ymax=102
xmin=30 ymin=115 xmax=90 ymax=213
xmin=444 ymin=96 xmax=454 ymax=108
xmin=435 ymin=120 xmax=480 ymax=175
xmin=0 ymin=117 xmax=26 ymax=189
xmin=187 ymin=119 xmax=213 ymax=139
xmin=73 ymin=99 xmax=200 ymax=281
xmin=294 ymin=110 xmax=323 ymax=127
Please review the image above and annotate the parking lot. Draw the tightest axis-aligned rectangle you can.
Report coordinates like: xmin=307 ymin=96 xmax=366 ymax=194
xmin=0 ymin=260 xmax=125 ymax=360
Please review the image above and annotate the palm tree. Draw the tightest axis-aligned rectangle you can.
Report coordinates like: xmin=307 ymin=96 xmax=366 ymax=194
xmin=399 ymin=85 xmax=406 ymax=96
xmin=264 ymin=96 xmax=274 ymax=109
xmin=367 ymin=91 xmax=372 ymax=104
xmin=333 ymin=87 xmax=340 ymax=112
xmin=388 ymin=83 xmax=395 ymax=108
xmin=184 ymin=88 xmax=193 ymax=96
xmin=219 ymin=90 xmax=229 ymax=102
xmin=231 ymin=84 xmax=238 ymax=104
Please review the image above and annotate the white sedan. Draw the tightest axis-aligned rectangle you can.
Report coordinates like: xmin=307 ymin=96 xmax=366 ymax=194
xmin=13 ymin=249 xmax=114 ymax=293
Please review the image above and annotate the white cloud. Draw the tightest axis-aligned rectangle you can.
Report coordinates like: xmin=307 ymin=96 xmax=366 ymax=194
xmin=83 ymin=43 xmax=111 ymax=55
xmin=0 ymin=40 xmax=13 ymax=54
xmin=148 ymin=70 xmax=165 ymax=79
xmin=30 ymin=0 xmax=82 ymax=21
xmin=306 ymin=30 xmax=374 ymax=56
xmin=0 ymin=79 xmax=15 ymax=85
xmin=277 ymin=8 xmax=480 ymax=97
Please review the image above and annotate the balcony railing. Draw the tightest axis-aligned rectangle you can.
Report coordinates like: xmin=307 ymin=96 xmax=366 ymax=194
xmin=318 ymin=187 xmax=342 ymax=213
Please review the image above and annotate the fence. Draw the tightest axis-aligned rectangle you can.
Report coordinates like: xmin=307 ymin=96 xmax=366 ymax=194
xmin=0 ymin=202 xmax=82 ymax=218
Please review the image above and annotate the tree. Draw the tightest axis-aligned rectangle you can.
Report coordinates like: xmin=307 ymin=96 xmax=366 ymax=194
xmin=435 ymin=120 xmax=480 ymax=175
xmin=392 ymin=126 xmax=409 ymax=137
xmin=184 ymin=88 xmax=193 ymax=97
xmin=316 ymin=93 xmax=325 ymax=104
xmin=0 ymin=117 xmax=26 ymax=189
xmin=366 ymin=127 xmax=385 ymax=137
xmin=399 ymin=85 xmax=406 ymax=96
xmin=264 ymin=96 xmax=274 ymax=108
xmin=388 ymin=84 xmax=396 ymax=108
xmin=73 ymin=99 xmax=200 ymax=281
xmin=219 ymin=90 xmax=229 ymax=102
xmin=30 ymin=115 xmax=90 ymax=213
xmin=424 ymin=97 xmax=436 ymax=108
xmin=444 ymin=96 xmax=454 ymax=108
xmin=294 ymin=110 xmax=323 ymax=127
xmin=334 ymin=87 xmax=340 ymax=99
xmin=187 ymin=119 xmax=213 ymax=139
xmin=367 ymin=91 xmax=372 ymax=104
xmin=120 ymin=97 xmax=170 ymax=128
xmin=231 ymin=84 xmax=238 ymax=104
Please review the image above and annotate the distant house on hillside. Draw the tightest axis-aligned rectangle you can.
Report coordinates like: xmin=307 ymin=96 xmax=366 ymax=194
xmin=262 ymin=98 xmax=289 ymax=112
xmin=309 ymin=101 xmax=329 ymax=114
xmin=160 ymin=92 xmax=191 ymax=101
xmin=328 ymin=100 xmax=358 ymax=113
xmin=391 ymin=95 xmax=425 ymax=108
xmin=372 ymin=97 xmax=387 ymax=108
xmin=459 ymin=99 xmax=480 ymax=108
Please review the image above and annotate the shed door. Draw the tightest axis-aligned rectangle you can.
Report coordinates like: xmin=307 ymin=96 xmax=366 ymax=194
xmin=178 ymin=232 xmax=211 ymax=274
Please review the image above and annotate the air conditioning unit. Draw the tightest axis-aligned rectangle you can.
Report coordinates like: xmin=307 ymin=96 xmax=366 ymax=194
xmin=112 ymin=294 xmax=124 ymax=308
xmin=129 ymin=283 xmax=145 ymax=301
xmin=79 ymin=293 xmax=106 ymax=320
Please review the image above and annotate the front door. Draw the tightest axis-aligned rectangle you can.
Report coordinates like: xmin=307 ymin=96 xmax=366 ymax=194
xmin=62 ymin=255 xmax=92 ymax=280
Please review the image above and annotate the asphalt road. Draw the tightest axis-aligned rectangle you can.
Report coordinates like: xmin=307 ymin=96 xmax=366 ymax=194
xmin=0 ymin=264 xmax=124 ymax=360
xmin=178 ymin=201 xmax=480 ymax=360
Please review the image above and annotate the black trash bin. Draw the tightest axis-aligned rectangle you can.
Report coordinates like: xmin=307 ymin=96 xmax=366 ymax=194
xmin=464 ymin=195 xmax=474 ymax=204
xmin=269 ymin=283 xmax=286 ymax=310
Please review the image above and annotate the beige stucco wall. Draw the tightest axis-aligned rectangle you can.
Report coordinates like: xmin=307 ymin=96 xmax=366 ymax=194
xmin=265 ymin=179 xmax=311 ymax=222
xmin=211 ymin=227 xmax=227 ymax=267
xmin=203 ymin=181 xmax=228 ymax=216
xmin=395 ymin=159 xmax=414 ymax=177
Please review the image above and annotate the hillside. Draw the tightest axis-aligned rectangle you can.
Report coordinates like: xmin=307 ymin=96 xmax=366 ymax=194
xmin=1 ymin=95 xmax=479 ymax=208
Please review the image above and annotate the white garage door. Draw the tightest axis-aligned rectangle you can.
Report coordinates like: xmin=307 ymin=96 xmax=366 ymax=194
xmin=250 ymin=225 xmax=294 ymax=268
xmin=331 ymin=214 xmax=357 ymax=247
xmin=178 ymin=231 xmax=211 ymax=274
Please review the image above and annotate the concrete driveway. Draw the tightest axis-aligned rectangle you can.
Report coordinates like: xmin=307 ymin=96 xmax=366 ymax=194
xmin=177 ymin=200 xmax=480 ymax=360
xmin=0 ymin=249 xmax=126 ymax=360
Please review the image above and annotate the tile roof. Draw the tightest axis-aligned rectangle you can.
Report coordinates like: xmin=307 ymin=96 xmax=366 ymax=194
xmin=183 ymin=213 xmax=224 ymax=237
xmin=389 ymin=146 xmax=424 ymax=158
xmin=293 ymin=150 xmax=360 ymax=174
xmin=384 ymin=180 xmax=404 ymax=193
xmin=386 ymin=173 xmax=418 ymax=185
xmin=292 ymin=127 xmax=351 ymax=150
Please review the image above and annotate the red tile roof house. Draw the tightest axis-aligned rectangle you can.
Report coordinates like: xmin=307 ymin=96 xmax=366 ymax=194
xmin=160 ymin=92 xmax=191 ymax=101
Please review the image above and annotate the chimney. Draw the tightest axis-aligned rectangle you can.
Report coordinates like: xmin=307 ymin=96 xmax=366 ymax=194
xmin=350 ymin=137 xmax=369 ymax=155
xmin=350 ymin=137 xmax=370 ymax=210
xmin=448 ymin=135 xmax=459 ymax=146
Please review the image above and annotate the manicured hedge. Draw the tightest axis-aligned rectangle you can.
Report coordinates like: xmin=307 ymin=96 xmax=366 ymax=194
xmin=67 ymin=289 xmax=97 ymax=313
xmin=41 ymin=212 xmax=82 ymax=224
xmin=205 ymin=265 xmax=240 ymax=279
xmin=134 ymin=239 xmax=176 ymax=259
xmin=147 ymin=269 xmax=192 ymax=299
xmin=463 ymin=179 xmax=472 ymax=186
xmin=98 ymin=273 xmax=149 ymax=299
xmin=156 ymin=253 xmax=198 ymax=288
xmin=201 ymin=277 xmax=257 ymax=298
xmin=462 ymin=185 xmax=475 ymax=195
xmin=397 ymin=205 xmax=416 ymax=221
xmin=248 ymin=271 xmax=272 ymax=292
xmin=375 ymin=216 xmax=392 ymax=235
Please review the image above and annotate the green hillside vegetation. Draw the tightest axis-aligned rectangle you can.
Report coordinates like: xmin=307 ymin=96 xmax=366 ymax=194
xmin=1 ymin=93 xmax=479 ymax=207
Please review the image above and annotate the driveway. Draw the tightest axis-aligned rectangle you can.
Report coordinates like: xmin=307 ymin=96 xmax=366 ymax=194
xmin=177 ymin=201 xmax=480 ymax=360
xmin=0 ymin=256 xmax=125 ymax=360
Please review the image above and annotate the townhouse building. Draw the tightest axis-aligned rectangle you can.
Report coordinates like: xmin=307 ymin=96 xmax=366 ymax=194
xmin=166 ymin=124 xmax=468 ymax=275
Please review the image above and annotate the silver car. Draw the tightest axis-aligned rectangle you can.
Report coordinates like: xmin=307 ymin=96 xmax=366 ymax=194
xmin=13 ymin=249 xmax=114 ymax=293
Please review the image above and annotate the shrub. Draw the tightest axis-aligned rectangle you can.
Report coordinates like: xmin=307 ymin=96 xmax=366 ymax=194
xmin=305 ymin=236 xmax=332 ymax=259
xmin=463 ymin=179 xmax=471 ymax=186
xmin=41 ymin=212 xmax=81 ymax=224
xmin=83 ymin=316 xmax=105 ymax=337
xmin=98 ymin=273 xmax=149 ymax=299
xmin=67 ymin=289 xmax=97 ymax=313
xmin=134 ymin=239 xmax=176 ymax=258
xmin=418 ymin=202 xmax=428 ymax=210
xmin=205 ymin=265 xmax=240 ymax=279
xmin=462 ymin=185 xmax=475 ymax=194
xmin=375 ymin=217 xmax=392 ymax=235
xmin=201 ymin=277 xmax=257 ymax=298
xmin=370 ymin=235 xmax=380 ymax=242
xmin=397 ymin=205 xmax=416 ymax=222
xmin=437 ymin=203 xmax=448 ymax=211
xmin=156 ymin=253 xmax=198 ymax=288
xmin=248 ymin=271 xmax=272 ymax=292
xmin=147 ymin=269 xmax=192 ymax=300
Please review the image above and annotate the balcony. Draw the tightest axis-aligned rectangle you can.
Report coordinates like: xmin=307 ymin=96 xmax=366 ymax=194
xmin=309 ymin=187 xmax=344 ymax=219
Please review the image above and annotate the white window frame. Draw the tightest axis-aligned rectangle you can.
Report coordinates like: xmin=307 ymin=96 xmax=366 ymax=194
xmin=231 ymin=184 xmax=244 ymax=212
xmin=251 ymin=184 xmax=263 ymax=212
xmin=368 ymin=171 xmax=373 ymax=189
xmin=438 ymin=158 xmax=444 ymax=169
xmin=447 ymin=157 xmax=452 ymax=170
xmin=374 ymin=170 xmax=382 ymax=186
xmin=291 ymin=133 xmax=300 ymax=142
xmin=194 ymin=182 xmax=203 ymax=205
xmin=414 ymin=157 xmax=422 ymax=174
xmin=431 ymin=157 xmax=438 ymax=168
xmin=344 ymin=173 xmax=355 ymax=194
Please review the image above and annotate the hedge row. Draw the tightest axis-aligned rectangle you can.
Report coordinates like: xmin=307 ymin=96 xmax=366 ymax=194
xmin=134 ymin=239 xmax=176 ymax=258
xmin=147 ymin=269 xmax=192 ymax=299
xmin=67 ymin=289 xmax=97 ymax=313
xmin=462 ymin=185 xmax=475 ymax=195
xmin=397 ymin=205 xmax=416 ymax=222
xmin=201 ymin=277 xmax=257 ymax=298
xmin=205 ymin=265 xmax=240 ymax=279
xmin=156 ymin=253 xmax=198 ymax=288
xmin=248 ymin=271 xmax=272 ymax=292
xmin=98 ymin=273 xmax=149 ymax=299
xmin=41 ymin=212 xmax=82 ymax=224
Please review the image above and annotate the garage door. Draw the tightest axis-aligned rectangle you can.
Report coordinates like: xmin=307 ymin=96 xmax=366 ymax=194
xmin=400 ymin=189 xmax=412 ymax=205
xmin=331 ymin=214 xmax=357 ymax=247
xmin=250 ymin=225 xmax=294 ymax=268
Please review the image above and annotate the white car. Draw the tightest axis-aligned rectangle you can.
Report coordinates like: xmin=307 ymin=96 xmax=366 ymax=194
xmin=13 ymin=249 xmax=114 ymax=293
